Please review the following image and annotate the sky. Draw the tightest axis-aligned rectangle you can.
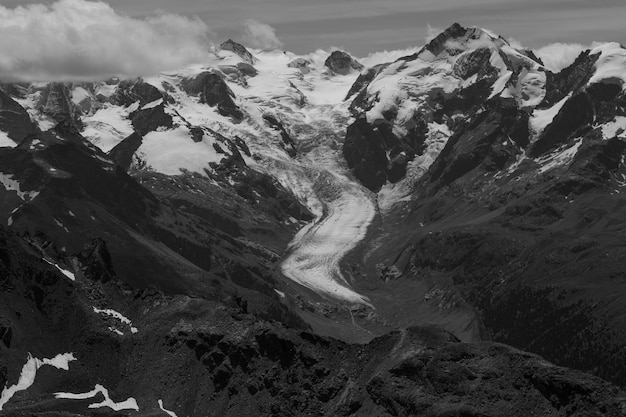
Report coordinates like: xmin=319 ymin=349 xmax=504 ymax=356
xmin=2 ymin=0 xmax=626 ymax=54
xmin=0 ymin=0 xmax=624 ymax=81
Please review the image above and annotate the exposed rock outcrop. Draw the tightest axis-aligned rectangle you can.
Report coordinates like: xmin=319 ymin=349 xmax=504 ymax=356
xmin=324 ymin=50 xmax=364 ymax=75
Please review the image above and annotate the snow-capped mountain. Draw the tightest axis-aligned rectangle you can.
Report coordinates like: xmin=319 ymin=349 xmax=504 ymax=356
xmin=2 ymin=24 xmax=626 ymax=416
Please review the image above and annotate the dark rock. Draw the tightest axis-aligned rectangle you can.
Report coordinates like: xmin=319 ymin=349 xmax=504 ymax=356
xmin=263 ymin=115 xmax=296 ymax=157
xmin=343 ymin=118 xmax=389 ymax=191
xmin=113 ymin=79 xmax=164 ymax=107
xmin=453 ymin=47 xmax=498 ymax=79
xmin=346 ymin=63 xmax=389 ymax=103
xmin=0 ymin=90 xmax=38 ymax=143
xmin=76 ymin=238 xmax=115 ymax=283
xmin=181 ymin=72 xmax=243 ymax=121
xmin=236 ymin=62 xmax=258 ymax=77
xmin=428 ymin=98 xmax=525 ymax=187
xmin=529 ymin=92 xmax=594 ymax=158
xmin=324 ymin=51 xmax=364 ymax=75
xmin=287 ymin=58 xmax=312 ymax=74
xmin=108 ymin=132 xmax=143 ymax=171
xmin=0 ymin=325 xmax=11 ymax=348
xmin=189 ymin=126 xmax=204 ymax=143
xmin=343 ymin=117 xmax=428 ymax=191
xmin=131 ymin=105 xmax=173 ymax=135
xmin=220 ymin=39 xmax=256 ymax=65
xmin=541 ymin=49 xmax=600 ymax=107
xmin=423 ymin=22 xmax=469 ymax=57
xmin=37 ymin=83 xmax=82 ymax=130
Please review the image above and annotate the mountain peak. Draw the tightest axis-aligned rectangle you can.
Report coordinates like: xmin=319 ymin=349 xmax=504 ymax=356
xmin=220 ymin=39 xmax=257 ymax=65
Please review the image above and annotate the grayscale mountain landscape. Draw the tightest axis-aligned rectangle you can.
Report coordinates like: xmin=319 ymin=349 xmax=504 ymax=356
xmin=1 ymin=1 xmax=626 ymax=416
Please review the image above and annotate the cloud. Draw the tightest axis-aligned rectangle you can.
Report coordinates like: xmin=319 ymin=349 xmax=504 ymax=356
xmin=0 ymin=0 xmax=212 ymax=82
xmin=240 ymin=19 xmax=283 ymax=49
xmin=534 ymin=43 xmax=588 ymax=72
xmin=425 ymin=23 xmax=443 ymax=43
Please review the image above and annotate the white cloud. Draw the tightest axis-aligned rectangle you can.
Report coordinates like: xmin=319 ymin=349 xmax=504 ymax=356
xmin=534 ymin=43 xmax=588 ymax=72
xmin=0 ymin=0 xmax=212 ymax=82
xmin=425 ymin=23 xmax=443 ymax=43
xmin=240 ymin=19 xmax=283 ymax=49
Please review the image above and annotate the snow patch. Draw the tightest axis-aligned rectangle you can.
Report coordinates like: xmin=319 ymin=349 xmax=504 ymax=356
xmin=0 ymin=353 xmax=76 ymax=410
xmin=530 ymin=94 xmax=571 ymax=138
xmin=141 ymin=98 xmax=163 ymax=110
xmin=537 ymin=138 xmax=583 ymax=174
xmin=42 ymin=258 xmax=76 ymax=281
xmin=0 ymin=173 xmax=39 ymax=201
xmin=588 ymin=43 xmax=626 ymax=88
xmin=0 ymin=131 xmax=16 ymax=148
xmin=602 ymin=116 xmax=626 ymax=139
xmin=158 ymin=399 xmax=179 ymax=417
xmin=82 ymin=104 xmax=135 ymax=152
xmin=71 ymin=87 xmax=90 ymax=105
xmin=55 ymin=384 xmax=139 ymax=411
xmin=93 ymin=307 xmax=138 ymax=334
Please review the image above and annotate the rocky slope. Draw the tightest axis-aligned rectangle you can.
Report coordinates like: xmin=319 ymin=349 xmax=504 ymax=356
xmin=346 ymin=24 xmax=626 ymax=387
xmin=1 ymin=225 xmax=625 ymax=416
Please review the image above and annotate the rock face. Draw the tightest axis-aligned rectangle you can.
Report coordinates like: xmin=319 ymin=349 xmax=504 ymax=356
xmin=181 ymin=72 xmax=244 ymax=121
xmin=287 ymin=58 xmax=312 ymax=74
xmin=220 ymin=39 xmax=256 ymax=65
xmin=107 ymin=132 xmax=143 ymax=171
xmin=113 ymin=79 xmax=173 ymax=135
xmin=37 ymin=83 xmax=82 ymax=130
xmin=343 ymin=117 xmax=427 ymax=191
xmin=324 ymin=50 xmax=364 ymax=75
xmin=0 ymin=90 xmax=38 ymax=143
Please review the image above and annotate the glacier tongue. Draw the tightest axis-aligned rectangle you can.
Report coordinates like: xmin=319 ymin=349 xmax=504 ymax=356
xmin=276 ymin=145 xmax=375 ymax=306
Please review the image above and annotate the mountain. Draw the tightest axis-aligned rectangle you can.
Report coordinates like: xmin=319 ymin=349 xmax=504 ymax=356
xmin=1 ymin=27 xmax=626 ymax=415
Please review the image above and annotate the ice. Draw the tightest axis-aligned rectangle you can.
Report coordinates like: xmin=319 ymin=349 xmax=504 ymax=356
xmin=141 ymin=98 xmax=163 ymax=110
xmin=139 ymin=126 xmax=225 ymax=176
xmin=158 ymin=399 xmax=179 ymax=417
xmin=530 ymin=94 xmax=571 ymax=138
xmin=588 ymin=43 xmax=626 ymax=88
xmin=42 ymin=258 xmax=76 ymax=281
xmin=82 ymin=104 xmax=134 ymax=152
xmin=277 ymin=147 xmax=375 ymax=306
xmin=0 ymin=353 xmax=76 ymax=410
xmin=55 ymin=384 xmax=139 ymax=411
xmin=0 ymin=131 xmax=16 ymax=148
xmin=602 ymin=116 xmax=626 ymax=139
xmin=71 ymin=87 xmax=90 ymax=105
xmin=93 ymin=307 xmax=138 ymax=333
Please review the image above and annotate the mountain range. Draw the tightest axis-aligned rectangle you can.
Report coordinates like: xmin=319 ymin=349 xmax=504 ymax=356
xmin=1 ymin=23 xmax=626 ymax=416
